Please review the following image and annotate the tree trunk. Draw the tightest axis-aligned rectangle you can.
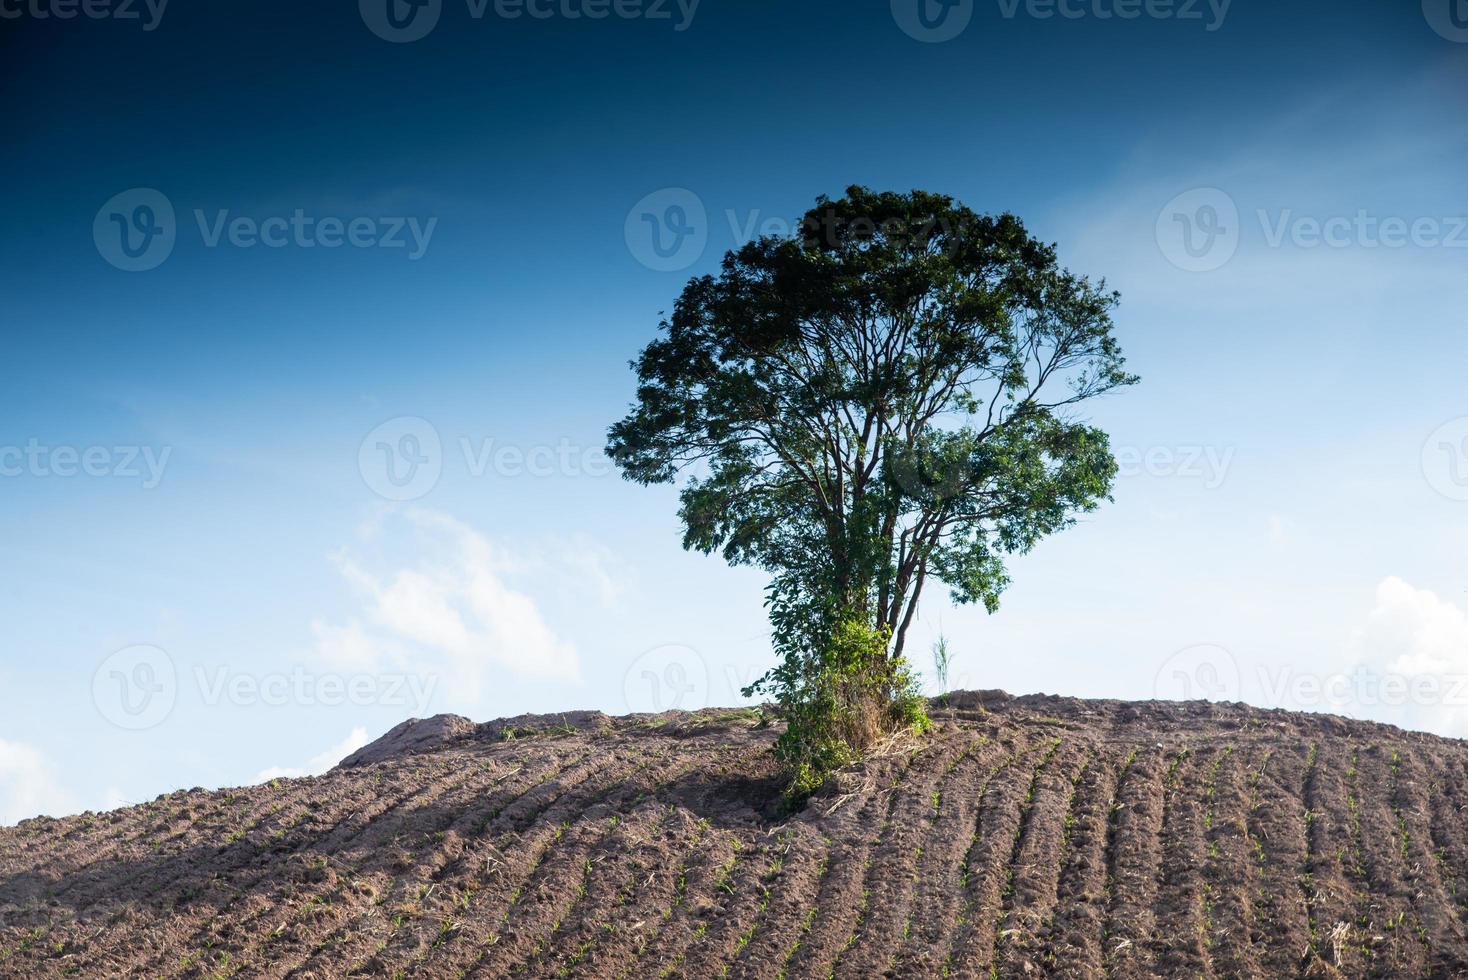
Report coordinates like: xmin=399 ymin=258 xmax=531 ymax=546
xmin=890 ymin=561 xmax=929 ymax=666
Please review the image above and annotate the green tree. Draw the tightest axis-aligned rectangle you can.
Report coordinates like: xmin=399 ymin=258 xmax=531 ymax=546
xmin=608 ymin=186 xmax=1135 ymax=794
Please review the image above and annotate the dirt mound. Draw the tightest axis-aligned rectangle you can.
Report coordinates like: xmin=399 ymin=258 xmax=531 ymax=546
xmin=337 ymin=713 xmax=478 ymax=768
xmin=4 ymin=694 xmax=1468 ymax=978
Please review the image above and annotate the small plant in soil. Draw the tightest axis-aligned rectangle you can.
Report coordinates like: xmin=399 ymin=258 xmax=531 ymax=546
xmin=932 ymin=634 xmax=954 ymax=706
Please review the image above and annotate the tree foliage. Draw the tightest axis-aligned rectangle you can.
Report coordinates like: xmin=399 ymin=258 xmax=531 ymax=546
xmin=608 ymin=186 xmax=1136 ymax=793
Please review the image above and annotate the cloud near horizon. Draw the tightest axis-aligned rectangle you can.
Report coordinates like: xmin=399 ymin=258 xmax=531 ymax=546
xmin=309 ymin=509 xmax=584 ymax=709
xmin=1345 ymin=576 xmax=1468 ymax=738
xmin=252 ymin=727 xmax=371 ymax=784
xmin=0 ymin=739 xmax=74 ymax=827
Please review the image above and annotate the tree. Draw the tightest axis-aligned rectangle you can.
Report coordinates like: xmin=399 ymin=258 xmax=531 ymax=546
xmin=608 ymin=186 xmax=1136 ymax=794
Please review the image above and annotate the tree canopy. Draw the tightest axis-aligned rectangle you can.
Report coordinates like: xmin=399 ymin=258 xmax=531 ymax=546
xmin=609 ymin=186 xmax=1136 ymax=793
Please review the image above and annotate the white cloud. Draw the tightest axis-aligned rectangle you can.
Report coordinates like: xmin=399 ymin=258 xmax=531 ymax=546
xmin=309 ymin=618 xmax=390 ymax=673
xmin=251 ymin=726 xmax=370 ymax=784
xmin=534 ymin=535 xmax=629 ymax=609
xmin=311 ymin=510 xmax=582 ymax=705
xmin=1266 ymin=513 xmax=1293 ymax=546
xmin=1357 ymin=577 xmax=1468 ymax=678
xmin=1346 ymin=577 xmax=1468 ymax=737
xmin=0 ymin=739 xmax=75 ymax=826
xmin=100 ymin=787 xmax=131 ymax=812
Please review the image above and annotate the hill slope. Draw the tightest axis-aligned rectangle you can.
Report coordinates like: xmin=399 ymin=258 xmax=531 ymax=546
xmin=4 ymin=692 xmax=1468 ymax=978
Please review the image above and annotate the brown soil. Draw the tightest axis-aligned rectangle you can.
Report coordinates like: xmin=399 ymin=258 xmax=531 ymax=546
xmin=4 ymin=692 xmax=1468 ymax=978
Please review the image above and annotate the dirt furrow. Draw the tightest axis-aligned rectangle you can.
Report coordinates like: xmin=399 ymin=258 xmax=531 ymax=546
xmin=1100 ymin=744 xmax=1166 ymax=979
xmin=1033 ymin=742 xmax=1122 ymax=979
xmin=61 ymin=755 xmax=487 ymax=979
xmin=464 ymin=812 xmax=630 ymax=976
xmin=508 ymin=803 xmax=676 ymax=977
xmin=23 ymin=775 xmax=333 ymax=911
xmin=1146 ymin=746 xmax=1213 ymax=979
xmin=138 ymin=745 xmax=566 ymax=974
xmin=943 ymin=734 xmax=1059 ymax=977
xmin=1199 ymin=743 xmax=1260 ymax=979
xmin=329 ymin=743 xmax=665 ymax=978
xmin=467 ymin=741 xmax=712 ymax=976
xmin=0 ymin=788 xmax=230 ymax=898
xmin=828 ymin=731 xmax=981 ymax=976
xmin=607 ymin=825 xmax=744 ymax=976
xmin=566 ymin=808 xmax=712 ymax=978
xmin=153 ymin=749 xmax=555 ymax=979
xmin=675 ymin=827 xmax=797 ymax=978
xmin=781 ymin=745 xmax=928 ymax=978
xmin=590 ymin=721 xmax=781 ymax=976
xmin=725 ymin=825 xmax=828 ymax=980
xmin=506 ymin=748 xmax=732 ymax=977
xmin=1423 ymin=753 xmax=1468 ymax=940
xmin=888 ymin=730 xmax=1020 ymax=976
xmin=347 ymin=745 xmax=654 ymax=974
xmin=518 ymin=805 xmax=689 ymax=977
xmin=1296 ymin=739 xmax=1364 ymax=974
xmin=583 ymin=746 xmax=781 ymax=978
xmin=231 ymin=747 xmax=582 ymax=979
xmin=994 ymin=741 xmax=1092 ymax=978
xmin=1390 ymin=747 xmax=1468 ymax=976
xmin=1240 ymin=747 xmax=1311 ymax=977
xmin=1351 ymin=744 xmax=1429 ymax=978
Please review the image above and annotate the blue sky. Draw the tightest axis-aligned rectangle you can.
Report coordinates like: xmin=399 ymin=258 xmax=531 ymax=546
xmin=2 ymin=0 xmax=1467 ymax=822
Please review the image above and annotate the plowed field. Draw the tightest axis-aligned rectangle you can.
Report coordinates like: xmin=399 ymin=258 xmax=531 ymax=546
xmin=5 ymin=691 xmax=1468 ymax=978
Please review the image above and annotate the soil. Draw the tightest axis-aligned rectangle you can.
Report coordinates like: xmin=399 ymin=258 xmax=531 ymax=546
xmin=4 ymin=692 xmax=1468 ymax=978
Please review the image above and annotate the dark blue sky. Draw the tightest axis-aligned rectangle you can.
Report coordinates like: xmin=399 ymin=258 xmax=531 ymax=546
xmin=3 ymin=0 xmax=1467 ymax=819
xmin=3 ymin=0 xmax=1453 ymax=382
